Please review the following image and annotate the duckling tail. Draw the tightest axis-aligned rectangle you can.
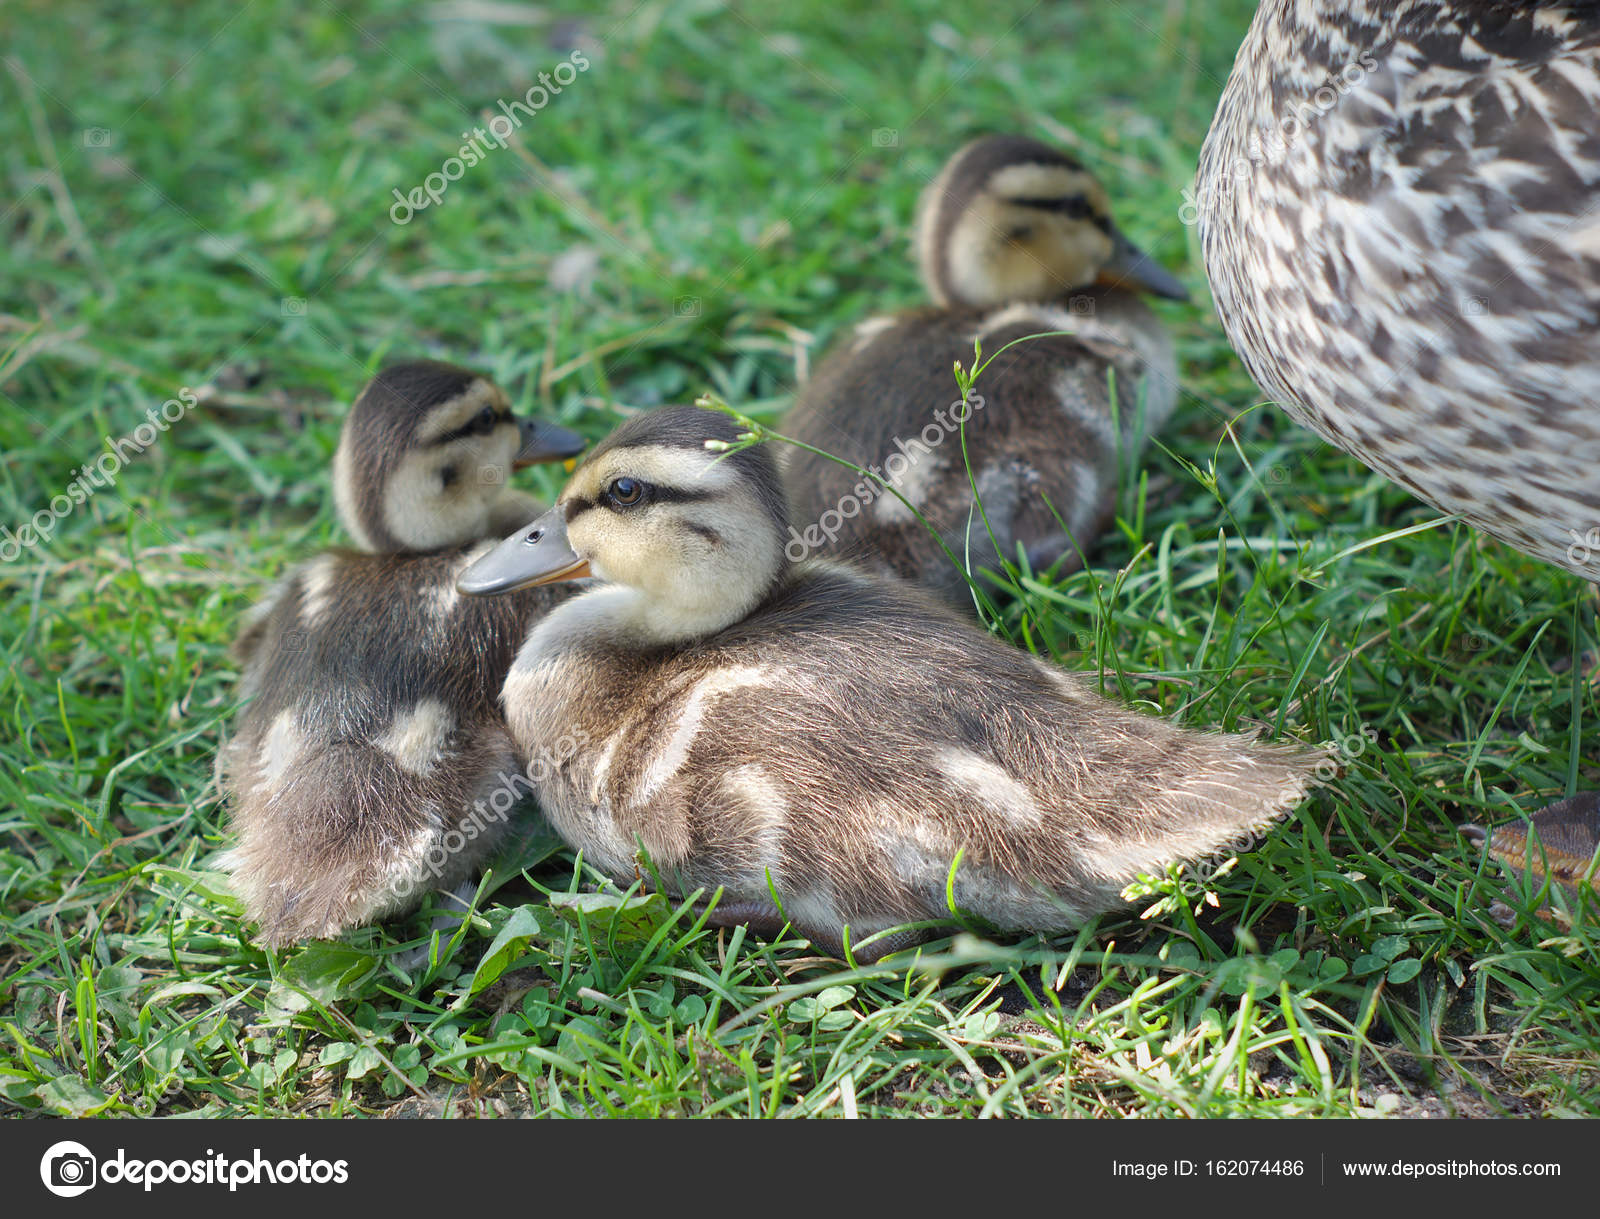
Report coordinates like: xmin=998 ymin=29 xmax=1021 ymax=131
xmin=222 ymin=731 xmax=521 ymax=947
xmin=958 ymin=698 xmax=1334 ymax=926
xmin=1062 ymin=729 xmax=1330 ymax=902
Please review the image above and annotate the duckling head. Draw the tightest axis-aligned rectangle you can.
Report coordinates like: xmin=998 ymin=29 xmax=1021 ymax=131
xmin=333 ymin=359 xmax=586 ymax=553
xmin=458 ymin=406 xmax=789 ymax=644
xmin=915 ymin=134 xmax=1189 ymax=309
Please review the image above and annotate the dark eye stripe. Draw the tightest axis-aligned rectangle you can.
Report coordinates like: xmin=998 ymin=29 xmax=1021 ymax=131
xmin=1006 ymin=194 xmax=1094 ymax=220
xmin=565 ymin=483 xmax=719 ymax=520
xmin=429 ymin=411 xmax=511 ymax=447
xmin=640 ymin=486 xmax=715 ymax=506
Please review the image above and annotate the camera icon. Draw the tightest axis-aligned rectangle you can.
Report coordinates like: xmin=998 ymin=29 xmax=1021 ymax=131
xmin=1068 ymin=294 xmax=1097 ymax=317
xmin=478 ymin=464 xmax=504 ymax=485
xmin=281 ymin=296 xmax=307 ymax=317
xmin=871 ymin=128 xmax=899 ymax=148
xmin=83 ymin=128 xmax=112 ymax=148
xmin=41 ymin=1141 xmax=97 ymax=1197
xmin=673 ymin=295 xmax=701 ymax=318
xmin=282 ymin=630 xmax=307 ymax=652
xmin=1461 ymin=296 xmax=1488 ymax=316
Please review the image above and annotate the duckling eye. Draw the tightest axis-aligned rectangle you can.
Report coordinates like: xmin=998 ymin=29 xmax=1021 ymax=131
xmin=607 ymin=477 xmax=645 ymax=508
xmin=475 ymin=405 xmax=499 ymax=431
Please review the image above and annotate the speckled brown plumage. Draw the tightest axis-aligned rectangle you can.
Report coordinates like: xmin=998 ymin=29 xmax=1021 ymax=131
xmin=1462 ymin=790 xmax=1600 ymax=910
xmin=1197 ymin=0 xmax=1600 ymax=580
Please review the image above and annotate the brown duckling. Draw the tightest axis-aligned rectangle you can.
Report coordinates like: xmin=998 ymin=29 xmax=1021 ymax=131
xmin=219 ymin=360 xmax=586 ymax=948
xmin=457 ymin=406 xmax=1323 ymax=962
xmin=782 ymin=134 xmax=1187 ymax=608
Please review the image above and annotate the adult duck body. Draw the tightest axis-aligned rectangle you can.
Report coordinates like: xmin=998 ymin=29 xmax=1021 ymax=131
xmin=1196 ymin=0 xmax=1600 ymax=582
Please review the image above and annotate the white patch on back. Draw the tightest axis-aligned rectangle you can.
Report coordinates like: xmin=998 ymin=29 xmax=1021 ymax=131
xmin=873 ymin=443 xmax=946 ymax=524
xmin=974 ymin=301 xmax=1079 ymax=344
xmin=849 ymin=314 xmax=899 ymax=353
xmin=588 ymin=729 xmax=623 ymax=803
xmin=937 ymin=747 xmax=1042 ymax=825
xmin=299 ymin=556 xmax=341 ymax=626
xmin=719 ymin=763 xmax=789 ymax=878
xmin=376 ymin=698 xmax=455 ymax=776
xmin=255 ymin=711 xmax=304 ymax=791
xmin=433 ymin=540 xmax=497 ymax=619
xmin=632 ymin=666 xmax=770 ymax=806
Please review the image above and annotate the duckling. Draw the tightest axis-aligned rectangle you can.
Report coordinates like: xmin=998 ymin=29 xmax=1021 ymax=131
xmin=219 ymin=360 xmax=587 ymax=948
xmin=781 ymin=134 xmax=1188 ymax=608
xmin=457 ymin=406 xmax=1324 ymax=962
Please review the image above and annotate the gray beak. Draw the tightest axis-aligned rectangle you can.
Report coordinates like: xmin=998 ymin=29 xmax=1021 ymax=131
xmin=1097 ymin=229 xmax=1190 ymax=301
xmin=514 ymin=418 xmax=587 ymax=468
xmin=457 ymin=506 xmax=592 ymax=596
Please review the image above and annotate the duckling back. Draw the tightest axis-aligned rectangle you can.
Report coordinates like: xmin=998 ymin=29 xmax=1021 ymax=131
xmin=783 ymin=290 xmax=1176 ymax=605
xmin=501 ymin=563 xmax=1320 ymax=960
xmin=221 ymin=545 xmax=567 ymax=946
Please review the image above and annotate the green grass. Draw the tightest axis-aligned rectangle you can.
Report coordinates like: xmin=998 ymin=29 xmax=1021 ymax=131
xmin=3 ymin=0 xmax=1597 ymax=1119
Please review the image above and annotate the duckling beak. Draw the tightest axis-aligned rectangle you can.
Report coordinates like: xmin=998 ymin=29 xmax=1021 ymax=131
xmin=512 ymin=418 xmax=588 ymax=469
xmin=457 ymin=506 xmax=592 ymax=596
xmin=1096 ymin=229 xmax=1190 ymax=301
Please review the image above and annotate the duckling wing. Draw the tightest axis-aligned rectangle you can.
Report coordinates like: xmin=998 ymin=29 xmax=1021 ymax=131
xmin=712 ymin=571 xmax=1323 ymax=931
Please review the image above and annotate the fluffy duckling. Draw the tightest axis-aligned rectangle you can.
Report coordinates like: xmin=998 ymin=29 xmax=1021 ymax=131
xmin=458 ymin=407 xmax=1323 ymax=962
xmin=782 ymin=134 xmax=1188 ymax=607
xmin=219 ymin=360 xmax=586 ymax=948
